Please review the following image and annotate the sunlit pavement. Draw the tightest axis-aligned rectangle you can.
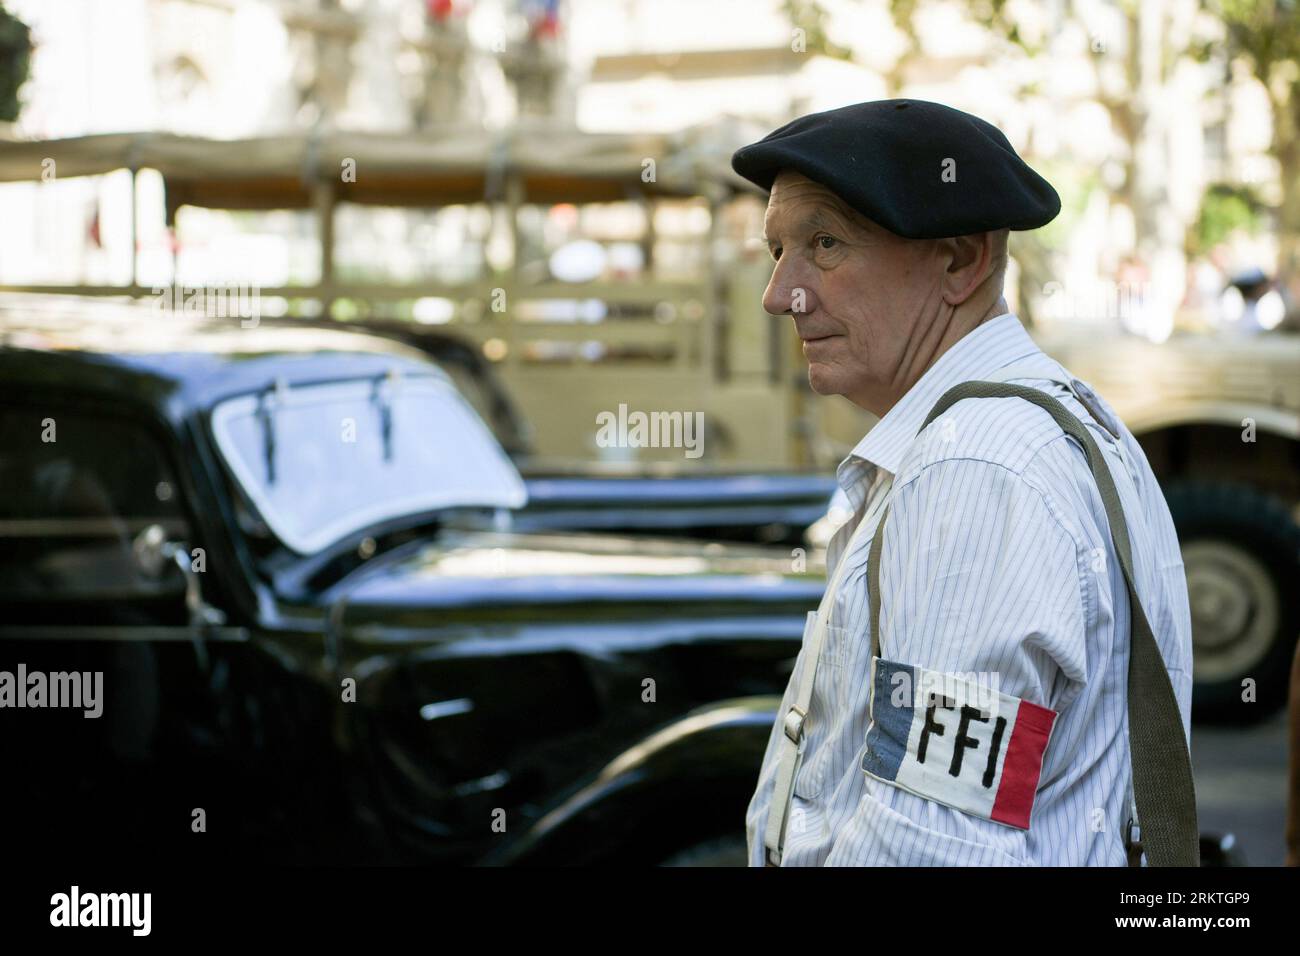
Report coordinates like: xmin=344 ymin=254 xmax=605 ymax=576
xmin=1192 ymin=710 xmax=1289 ymax=866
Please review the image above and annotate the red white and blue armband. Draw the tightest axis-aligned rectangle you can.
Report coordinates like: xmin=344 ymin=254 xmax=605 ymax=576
xmin=861 ymin=657 xmax=1058 ymax=830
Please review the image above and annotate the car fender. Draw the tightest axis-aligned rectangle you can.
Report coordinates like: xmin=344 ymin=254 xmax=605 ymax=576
xmin=1123 ymin=399 xmax=1300 ymax=441
xmin=481 ymin=695 xmax=780 ymax=866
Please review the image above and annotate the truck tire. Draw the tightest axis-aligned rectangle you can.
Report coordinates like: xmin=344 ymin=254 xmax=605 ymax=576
xmin=1163 ymin=479 xmax=1300 ymax=723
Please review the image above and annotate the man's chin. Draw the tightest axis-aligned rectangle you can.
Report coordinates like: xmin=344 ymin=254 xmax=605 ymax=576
xmin=806 ymin=363 xmax=845 ymax=397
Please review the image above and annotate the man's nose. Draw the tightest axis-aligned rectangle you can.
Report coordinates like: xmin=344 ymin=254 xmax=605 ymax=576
xmin=762 ymin=260 xmax=817 ymax=317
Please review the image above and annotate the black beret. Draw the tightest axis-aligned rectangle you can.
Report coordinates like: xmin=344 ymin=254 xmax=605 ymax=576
xmin=731 ymin=99 xmax=1060 ymax=239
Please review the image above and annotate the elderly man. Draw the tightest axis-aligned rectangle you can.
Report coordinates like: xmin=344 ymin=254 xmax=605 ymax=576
xmin=733 ymin=100 xmax=1198 ymax=867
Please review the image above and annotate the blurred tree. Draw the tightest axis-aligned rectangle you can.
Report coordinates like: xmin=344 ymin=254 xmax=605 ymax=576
xmin=781 ymin=0 xmax=853 ymax=60
xmin=0 ymin=2 xmax=33 ymax=123
xmin=888 ymin=0 xmax=1203 ymax=331
xmin=1190 ymin=182 xmax=1267 ymax=256
xmin=891 ymin=0 xmax=1038 ymax=56
xmin=1214 ymin=0 xmax=1300 ymax=309
xmin=888 ymin=0 xmax=1186 ymax=255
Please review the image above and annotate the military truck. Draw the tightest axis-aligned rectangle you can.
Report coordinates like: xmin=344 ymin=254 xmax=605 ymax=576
xmin=0 ymin=125 xmax=810 ymax=468
xmin=1037 ymin=329 xmax=1300 ymax=723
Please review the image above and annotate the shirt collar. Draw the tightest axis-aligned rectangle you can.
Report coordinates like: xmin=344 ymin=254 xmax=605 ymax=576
xmin=835 ymin=312 xmax=1051 ymax=507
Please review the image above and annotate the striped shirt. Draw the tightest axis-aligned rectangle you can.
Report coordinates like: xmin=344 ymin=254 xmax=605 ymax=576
xmin=745 ymin=312 xmax=1193 ymax=866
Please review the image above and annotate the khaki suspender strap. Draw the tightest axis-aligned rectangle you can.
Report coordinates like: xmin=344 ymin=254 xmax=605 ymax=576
xmin=867 ymin=381 xmax=1199 ymax=866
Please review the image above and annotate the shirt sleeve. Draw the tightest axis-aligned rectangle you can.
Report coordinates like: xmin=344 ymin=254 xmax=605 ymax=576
xmin=827 ymin=456 xmax=1090 ymax=864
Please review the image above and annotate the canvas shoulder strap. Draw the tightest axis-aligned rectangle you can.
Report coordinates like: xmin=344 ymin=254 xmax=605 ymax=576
xmin=867 ymin=379 xmax=1199 ymax=866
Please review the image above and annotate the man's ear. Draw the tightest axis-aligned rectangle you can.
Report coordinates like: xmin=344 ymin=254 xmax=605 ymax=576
xmin=939 ymin=232 xmax=995 ymax=306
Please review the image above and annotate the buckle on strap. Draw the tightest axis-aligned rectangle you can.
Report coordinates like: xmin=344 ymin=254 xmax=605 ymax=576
xmin=783 ymin=705 xmax=807 ymax=744
xmin=1125 ymin=818 xmax=1144 ymax=867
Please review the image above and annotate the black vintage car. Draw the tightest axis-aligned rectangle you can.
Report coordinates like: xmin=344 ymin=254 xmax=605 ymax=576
xmin=0 ymin=305 xmax=822 ymax=866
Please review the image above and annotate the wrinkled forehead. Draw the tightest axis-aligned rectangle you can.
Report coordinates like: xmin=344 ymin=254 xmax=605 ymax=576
xmin=763 ymin=169 xmax=880 ymax=238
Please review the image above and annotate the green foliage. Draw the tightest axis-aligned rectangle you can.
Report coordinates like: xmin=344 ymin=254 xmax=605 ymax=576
xmin=0 ymin=2 xmax=33 ymax=122
xmin=781 ymin=0 xmax=853 ymax=60
xmin=888 ymin=0 xmax=922 ymax=45
xmin=890 ymin=0 xmax=1041 ymax=56
xmin=964 ymin=0 xmax=1041 ymax=55
xmin=1190 ymin=182 xmax=1267 ymax=254
xmin=1217 ymin=0 xmax=1300 ymax=73
xmin=1214 ymin=2 xmax=1300 ymax=270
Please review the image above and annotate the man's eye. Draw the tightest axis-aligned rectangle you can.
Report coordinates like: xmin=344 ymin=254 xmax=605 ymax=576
xmin=817 ymin=235 xmax=838 ymax=249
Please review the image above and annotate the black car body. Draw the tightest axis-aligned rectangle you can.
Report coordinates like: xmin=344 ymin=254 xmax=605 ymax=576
xmin=0 ymin=306 xmax=822 ymax=865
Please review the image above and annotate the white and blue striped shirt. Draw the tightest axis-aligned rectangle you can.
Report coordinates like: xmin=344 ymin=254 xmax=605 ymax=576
xmin=746 ymin=312 xmax=1193 ymax=866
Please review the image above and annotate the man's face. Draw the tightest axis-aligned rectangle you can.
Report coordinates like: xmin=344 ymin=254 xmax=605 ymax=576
xmin=761 ymin=170 xmax=945 ymax=411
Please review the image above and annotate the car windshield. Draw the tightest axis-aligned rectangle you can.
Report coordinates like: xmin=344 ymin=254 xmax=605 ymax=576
xmin=210 ymin=371 xmax=526 ymax=554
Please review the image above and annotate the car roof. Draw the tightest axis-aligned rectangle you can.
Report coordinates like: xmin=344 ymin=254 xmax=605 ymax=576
xmin=0 ymin=296 xmax=445 ymax=417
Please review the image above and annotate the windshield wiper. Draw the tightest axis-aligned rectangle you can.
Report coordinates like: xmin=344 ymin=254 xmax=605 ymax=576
xmin=256 ymin=378 xmax=289 ymax=485
xmin=372 ymin=368 xmax=401 ymax=463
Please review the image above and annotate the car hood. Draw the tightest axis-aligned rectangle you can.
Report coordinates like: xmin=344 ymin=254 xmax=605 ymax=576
xmin=328 ymin=528 xmax=824 ymax=615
